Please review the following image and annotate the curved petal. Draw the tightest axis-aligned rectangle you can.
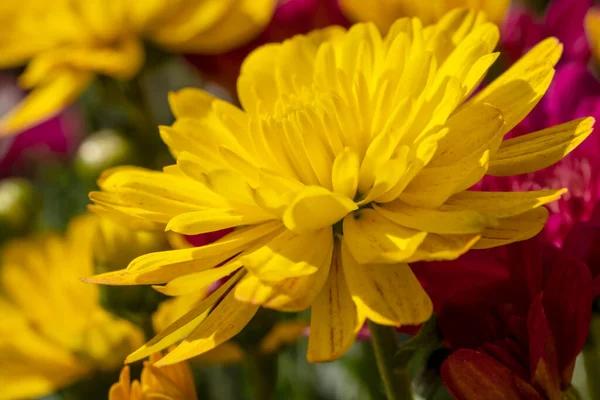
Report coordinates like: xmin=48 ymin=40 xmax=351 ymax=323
xmin=341 ymin=241 xmax=432 ymax=326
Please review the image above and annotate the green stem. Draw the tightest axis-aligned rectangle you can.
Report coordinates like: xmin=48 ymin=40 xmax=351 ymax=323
xmin=583 ymin=315 xmax=600 ymax=400
xmin=246 ymin=350 xmax=277 ymax=400
xmin=368 ymin=321 xmax=413 ymax=400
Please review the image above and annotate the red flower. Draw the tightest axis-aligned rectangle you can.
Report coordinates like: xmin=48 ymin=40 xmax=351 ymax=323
xmin=414 ymin=239 xmax=593 ymax=399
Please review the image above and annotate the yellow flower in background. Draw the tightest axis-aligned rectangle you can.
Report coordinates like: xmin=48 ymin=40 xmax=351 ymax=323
xmin=153 ymin=290 xmax=307 ymax=364
xmin=0 ymin=214 xmax=144 ymax=400
xmin=87 ymin=9 xmax=594 ymax=364
xmin=586 ymin=7 xmax=600 ymax=66
xmin=109 ymin=352 xmax=197 ymax=400
xmin=0 ymin=0 xmax=276 ymax=136
xmin=339 ymin=0 xmax=509 ymax=32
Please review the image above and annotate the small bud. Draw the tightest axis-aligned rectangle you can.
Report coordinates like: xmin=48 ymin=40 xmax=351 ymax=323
xmin=0 ymin=178 xmax=40 ymax=239
xmin=74 ymin=129 xmax=138 ymax=181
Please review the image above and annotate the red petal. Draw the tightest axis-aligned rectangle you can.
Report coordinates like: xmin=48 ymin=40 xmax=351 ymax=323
xmin=540 ymin=250 xmax=593 ymax=386
xmin=442 ymin=349 xmax=544 ymax=400
xmin=527 ymin=294 xmax=561 ymax=399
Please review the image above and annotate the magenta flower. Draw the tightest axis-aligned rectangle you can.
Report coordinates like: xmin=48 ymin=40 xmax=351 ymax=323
xmin=502 ymin=0 xmax=592 ymax=63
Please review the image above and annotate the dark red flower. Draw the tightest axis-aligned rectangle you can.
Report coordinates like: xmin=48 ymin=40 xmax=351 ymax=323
xmin=413 ymin=239 xmax=593 ymax=399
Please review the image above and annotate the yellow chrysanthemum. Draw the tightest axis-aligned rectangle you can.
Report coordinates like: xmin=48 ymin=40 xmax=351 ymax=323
xmin=586 ymin=7 xmax=600 ymax=66
xmin=153 ymin=290 xmax=307 ymax=364
xmin=0 ymin=0 xmax=276 ymax=136
xmin=87 ymin=9 xmax=595 ymax=365
xmin=339 ymin=0 xmax=509 ymax=32
xmin=0 ymin=214 xmax=144 ymax=400
xmin=109 ymin=352 xmax=197 ymax=400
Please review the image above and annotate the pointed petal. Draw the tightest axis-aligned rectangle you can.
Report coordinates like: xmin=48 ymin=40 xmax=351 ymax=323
xmin=125 ymin=271 xmax=242 ymax=363
xmin=156 ymin=284 xmax=259 ymax=366
xmin=488 ymin=117 xmax=595 ymax=176
xmin=341 ymin=242 xmax=432 ymax=326
xmin=307 ymin=245 xmax=364 ymax=362
xmin=165 ymin=209 xmax=275 ymax=235
xmin=445 ymin=189 xmax=566 ymax=219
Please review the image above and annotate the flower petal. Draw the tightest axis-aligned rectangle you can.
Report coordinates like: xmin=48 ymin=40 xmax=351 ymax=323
xmin=341 ymin=241 xmax=432 ymax=326
xmin=488 ymin=117 xmax=595 ymax=176
xmin=283 ymin=186 xmax=357 ymax=233
xmin=473 ymin=207 xmax=549 ymax=249
xmin=241 ymin=226 xmax=333 ymax=282
xmin=343 ymin=208 xmax=427 ymax=264
xmin=442 ymin=349 xmax=544 ymax=400
xmin=307 ymin=244 xmax=364 ymax=362
xmin=155 ymin=280 xmax=259 ymax=366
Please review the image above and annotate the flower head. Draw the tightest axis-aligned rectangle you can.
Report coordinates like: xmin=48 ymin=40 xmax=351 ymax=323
xmin=417 ymin=240 xmax=593 ymax=399
xmin=0 ymin=0 xmax=276 ymax=136
xmin=0 ymin=214 xmax=144 ymax=400
xmin=339 ymin=0 xmax=509 ymax=32
xmin=109 ymin=353 xmax=197 ymax=400
xmin=88 ymin=9 xmax=593 ymax=364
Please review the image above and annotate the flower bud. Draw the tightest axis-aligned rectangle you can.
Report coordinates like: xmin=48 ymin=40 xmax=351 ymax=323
xmin=0 ymin=177 xmax=40 ymax=240
xmin=75 ymin=129 xmax=138 ymax=181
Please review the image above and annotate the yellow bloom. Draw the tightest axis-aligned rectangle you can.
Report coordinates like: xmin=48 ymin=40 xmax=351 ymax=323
xmin=0 ymin=214 xmax=144 ymax=400
xmin=586 ymin=7 xmax=600 ymax=66
xmin=339 ymin=0 xmax=509 ymax=32
xmin=153 ymin=290 xmax=307 ymax=364
xmin=0 ymin=0 xmax=276 ymax=136
xmin=87 ymin=9 xmax=594 ymax=364
xmin=109 ymin=352 xmax=197 ymax=400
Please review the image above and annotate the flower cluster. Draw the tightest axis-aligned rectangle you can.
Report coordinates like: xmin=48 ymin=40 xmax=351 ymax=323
xmin=0 ymin=1 xmax=599 ymax=399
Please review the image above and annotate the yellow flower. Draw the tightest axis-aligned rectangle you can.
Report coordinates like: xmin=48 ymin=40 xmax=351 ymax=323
xmin=339 ymin=0 xmax=509 ymax=31
xmin=0 ymin=0 xmax=276 ymax=136
xmin=586 ymin=7 xmax=600 ymax=66
xmin=0 ymin=214 xmax=144 ymax=400
xmin=109 ymin=352 xmax=197 ymax=400
xmin=87 ymin=9 xmax=595 ymax=364
xmin=153 ymin=290 xmax=307 ymax=364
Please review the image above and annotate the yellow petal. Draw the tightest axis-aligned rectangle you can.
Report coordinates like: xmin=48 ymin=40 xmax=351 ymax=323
xmin=342 ymin=208 xmax=427 ymax=264
xmin=332 ymin=147 xmax=360 ymax=199
xmin=473 ymin=207 xmax=549 ymax=249
xmin=125 ymin=271 xmax=243 ymax=363
xmin=152 ymin=259 xmax=243 ymax=296
xmin=587 ymin=8 xmax=600 ymax=64
xmin=470 ymin=37 xmax=562 ymax=132
xmin=404 ymin=233 xmax=480 ymax=262
xmin=84 ymin=222 xmax=282 ymax=285
xmin=165 ymin=209 xmax=275 ymax=235
xmin=341 ymin=242 xmax=432 ymax=326
xmin=374 ymin=200 xmax=492 ymax=234
xmin=156 ymin=285 xmax=259 ymax=366
xmin=488 ymin=117 xmax=595 ymax=176
xmin=444 ymin=189 xmax=567 ymax=219
xmin=241 ymin=226 xmax=333 ymax=282
xmin=307 ymin=244 xmax=364 ymax=362
xmin=0 ymin=69 xmax=92 ymax=136
xmin=283 ymin=186 xmax=357 ymax=233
